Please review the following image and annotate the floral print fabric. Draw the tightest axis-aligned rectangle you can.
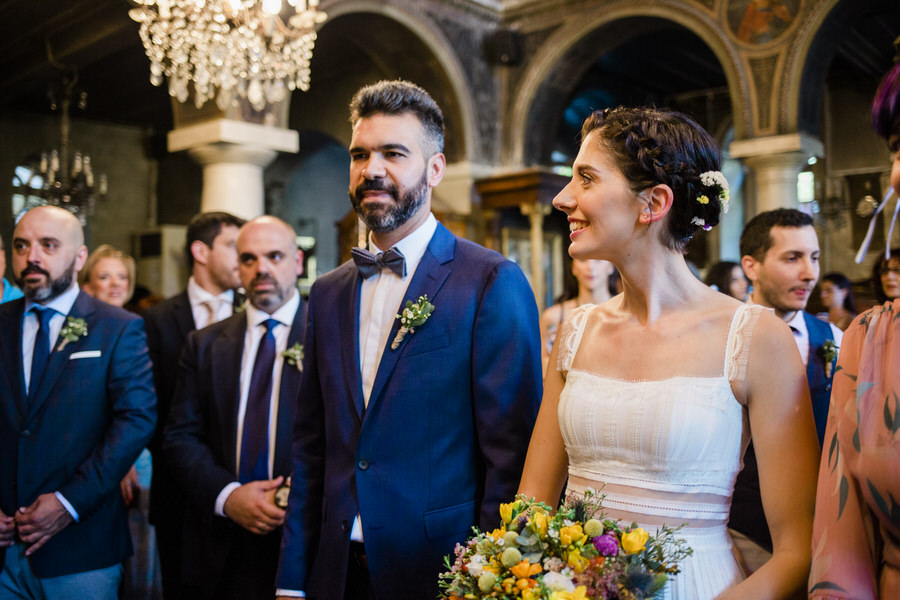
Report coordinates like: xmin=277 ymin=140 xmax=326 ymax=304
xmin=810 ymin=300 xmax=900 ymax=599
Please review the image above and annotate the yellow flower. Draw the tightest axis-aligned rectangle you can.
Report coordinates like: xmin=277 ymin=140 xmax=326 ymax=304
xmin=566 ymin=548 xmax=591 ymax=573
xmin=522 ymin=588 xmax=542 ymax=600
xmin=487 ymin=528 xmax=506 ymax=541
xmin=549 ymin=586 xmax=588 ymax=600
xmin=559 ymin=524 xmax=586 ymax=547
xmin=697 ymin=194 xmax=709 ymax=205
xmin=501 ymin=577 xmax=517 ymax=594
xmin=499 ymin=501 xmax=519 ymax=525
xmin=621 ymin=528 xmax=650 ymax=554
xmin=530 ymin=511 xmax=548 ymax=537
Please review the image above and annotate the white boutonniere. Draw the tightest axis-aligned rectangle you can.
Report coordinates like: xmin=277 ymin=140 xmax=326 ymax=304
xmin=282 ymin=343 xmax=304 ymax=372
xmin=822 ymin=339 xmax=839 ymax=379
xmin=391 ymin=295 xmax=434 ymax=350
xmin=57 ymin=317 xmax=88 ymax=351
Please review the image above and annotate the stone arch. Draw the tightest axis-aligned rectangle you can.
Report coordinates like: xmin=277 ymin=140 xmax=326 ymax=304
xmin=506 ymin=2 xmax=746 ymax=167
xmin=788 ymin=0 xmax=895 ymax=136
xmin=288 ymin=1 xmax=477 ymax=164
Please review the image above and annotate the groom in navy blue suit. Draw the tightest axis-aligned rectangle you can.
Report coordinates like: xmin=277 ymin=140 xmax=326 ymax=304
xmin=275 ymin=81 xmax=542 ymax=600
xmin=0 ymin=206 xmax=156 ymax=599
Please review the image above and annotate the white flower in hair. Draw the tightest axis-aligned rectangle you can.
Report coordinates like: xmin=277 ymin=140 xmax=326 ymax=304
xmin=691 ymin=216 xmax=712 ymax=231
xmin=699 ymin=170 xmax=730 ymax=214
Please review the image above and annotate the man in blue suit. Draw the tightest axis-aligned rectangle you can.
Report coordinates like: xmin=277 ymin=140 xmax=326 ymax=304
xmin=729 ymin=207 xmax=841 ymax=570
xmin=275 ymin=81 xmax=542 ymax=600
xmin=165 ymin=216 xmax=307 ymax=600
xmin=0 ymin=206 xmax=156 ymax=599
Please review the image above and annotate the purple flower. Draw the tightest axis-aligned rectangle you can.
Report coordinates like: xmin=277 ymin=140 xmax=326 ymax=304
xmin=593 ymin=534 xmax=619 ymax=556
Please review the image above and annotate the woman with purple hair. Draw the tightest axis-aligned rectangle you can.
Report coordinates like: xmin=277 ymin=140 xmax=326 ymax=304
xmin=809 ymin=57 xmax=900 ymax=598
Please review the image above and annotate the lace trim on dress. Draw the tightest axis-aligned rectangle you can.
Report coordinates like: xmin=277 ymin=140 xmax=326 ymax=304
xmin=724 ymin=304 xmax=764 ymax=385
xmin=557 ymin=303 xmax=596 ymax=374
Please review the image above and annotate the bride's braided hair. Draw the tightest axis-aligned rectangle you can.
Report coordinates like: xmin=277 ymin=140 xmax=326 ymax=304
xmin=580 ymin=107 xmax=724 ymax=252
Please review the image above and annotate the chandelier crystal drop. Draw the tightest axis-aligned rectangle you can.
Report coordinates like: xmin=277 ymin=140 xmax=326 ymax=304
xmin=129 ymin=0 xmax=327 ymax=111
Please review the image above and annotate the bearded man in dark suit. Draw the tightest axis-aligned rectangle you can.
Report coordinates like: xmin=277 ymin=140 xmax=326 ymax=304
xmin=275 ymin=80 xmax=542 ymax=600
xmin=164 ymin=216 xmax=306 ymax=600
xmin=0 ymin=206 xmax=156 ymax=599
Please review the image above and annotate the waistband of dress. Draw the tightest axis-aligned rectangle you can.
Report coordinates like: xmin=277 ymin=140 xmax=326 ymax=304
xmin=566 ymin=475 xmax=730 ymax=529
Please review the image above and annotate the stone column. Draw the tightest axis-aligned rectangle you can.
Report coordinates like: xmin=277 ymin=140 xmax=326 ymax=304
xmin=729 ymin=133 xmax=823 ymax=214
xmin=168 ymin=119 xmax=299 ymax=219
xmin=520 ymin=201 xmax=552 ymax=310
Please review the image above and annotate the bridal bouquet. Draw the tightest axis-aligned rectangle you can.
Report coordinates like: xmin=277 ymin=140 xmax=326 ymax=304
xmin=439 ymin=490 xmax=691 ymax=600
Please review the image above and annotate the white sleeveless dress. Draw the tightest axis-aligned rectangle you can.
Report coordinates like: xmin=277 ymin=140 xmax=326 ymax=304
xmin=556 ymin=303 xmax=764 ymax=599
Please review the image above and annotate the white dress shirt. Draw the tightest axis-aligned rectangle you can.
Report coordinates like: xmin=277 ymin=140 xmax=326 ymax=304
xmin=358 ymin=213 xmax=437 ymax=405
xmin=784 ymin=309 xmax=843 ymax=365
xmin=278 ymin=216 xmax=438 ymax=600
xmin=746 ymin=298 xmax=843 ymax=365
xmin=22 ymin=281 xmax=82 ymax=521
xmin=22 ymin=282 xmax=80 ymax=394
xmin=187 ymin=276 xmax=236 ymax=330
xmin=214 ymin=291 xmax=300 ymax=518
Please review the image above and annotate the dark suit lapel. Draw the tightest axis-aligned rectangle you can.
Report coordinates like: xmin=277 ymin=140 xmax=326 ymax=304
xmin=27 ymin=291 xmax=96 ymax=422
xmin=366 ymin=225 xmax=454 ymax=415
xmin=337 ymin=268 xmax=365 ymax=420
xmin=211 ymin=314 xmax=246 ymax=476
xmin=275 ymin=298 xmax=307 ymax=475
xmin=173 ymin=291 xmax=197 ymax=337
xmin=0 ymin=300 xmax=26 ymax=422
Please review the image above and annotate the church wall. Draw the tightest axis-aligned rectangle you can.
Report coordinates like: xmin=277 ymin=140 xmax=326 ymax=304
xmin=0 ymin=111 xmax=157 ymax=261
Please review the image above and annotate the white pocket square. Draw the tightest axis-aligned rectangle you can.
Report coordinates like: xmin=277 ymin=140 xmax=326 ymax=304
xmin=69 ymin=350 xmax=102 ymax=360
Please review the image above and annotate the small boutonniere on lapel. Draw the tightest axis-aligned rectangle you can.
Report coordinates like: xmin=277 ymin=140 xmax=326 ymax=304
xmin=822 ymin=339 xmax=839 ymax=379
xmin=282 ymin=343 xmax=304 ymax=372
xmin=57 ymin=317 xmax=88 ymax=352
xmin=391 ymin=295 xmax=434 ymax=350
xmin=234 ymin=299 xmax=247 ymax=314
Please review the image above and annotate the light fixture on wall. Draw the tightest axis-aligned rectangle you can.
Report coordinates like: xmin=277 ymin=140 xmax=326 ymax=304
xmin=11 ymin=69 xmax=107 ymax=225
xmin=129 ymin=0 xmax=327 ymax=112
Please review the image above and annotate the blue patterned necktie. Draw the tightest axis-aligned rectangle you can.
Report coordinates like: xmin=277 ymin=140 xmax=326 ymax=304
xmin=239 ymin=318 xmax=277 ymax=483
xmin=29 ymin=306 xmax=55 ymax=400
xmin=351 ymin=246 xmax=407 ymax=279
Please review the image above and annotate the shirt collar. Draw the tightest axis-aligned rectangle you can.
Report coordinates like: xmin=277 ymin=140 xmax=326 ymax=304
xmin=746 ymin=296 xmax=805 ymax=335
xmin=187 ymin=276 xmax=234 ymax=307
xmin=784 ymin=309 xmax=807 ymax=336
xmin=25 ymin=280 xmax=80 ymax=316
xmin=369 ymin=213 xmax=437 ymax=277
xmin=244 ymin=288 xmax=300 ymax=330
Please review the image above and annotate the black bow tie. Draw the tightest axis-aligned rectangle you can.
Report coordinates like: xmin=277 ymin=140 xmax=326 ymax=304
xmin=351 ymin=247 xmax=407 ymax=279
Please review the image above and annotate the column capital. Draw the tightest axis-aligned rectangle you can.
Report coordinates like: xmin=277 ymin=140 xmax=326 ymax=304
xmin=168 ymin=119 xmax=299 ymax=220
xmin=729 ymin=133 xmax=823 ymax=214
xmin=729 ymin=132 xmax=823 ymax=160
xmin=168 ymin=118 xmax=299 ymax=154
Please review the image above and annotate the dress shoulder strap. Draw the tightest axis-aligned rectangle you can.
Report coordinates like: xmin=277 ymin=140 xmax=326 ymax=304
xmin=724 ymin=304 xmax=766 ymax=384
xmin=556 ymin=304 xmax=595 ymax=374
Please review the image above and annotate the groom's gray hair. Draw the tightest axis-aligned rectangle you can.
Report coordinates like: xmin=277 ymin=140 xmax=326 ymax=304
xmin=349 ymin=80 xmax=444 ymax=156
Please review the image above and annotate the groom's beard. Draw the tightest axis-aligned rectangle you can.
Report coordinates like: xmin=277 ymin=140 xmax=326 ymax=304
xmin=350 ymin=170 xmax=429 ymax=233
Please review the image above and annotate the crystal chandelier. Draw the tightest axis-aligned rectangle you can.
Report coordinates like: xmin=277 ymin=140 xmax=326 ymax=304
xmin=12 ymin=71 xmax=106 ymax=225
xmin=129 ymin=0 xmax=327 ymax=111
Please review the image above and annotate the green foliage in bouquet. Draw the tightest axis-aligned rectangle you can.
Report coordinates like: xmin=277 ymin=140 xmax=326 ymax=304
xmin=439 ymin=490 xmax=692 ymax=600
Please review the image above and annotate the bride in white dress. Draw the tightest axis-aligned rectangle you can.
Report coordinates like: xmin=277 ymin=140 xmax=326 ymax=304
xmin=518 ymin=107 xmax=819 ymax=599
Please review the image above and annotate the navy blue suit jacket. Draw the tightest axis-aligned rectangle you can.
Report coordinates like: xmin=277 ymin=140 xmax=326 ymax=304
xmin=275 ymin=223 xmax=542 ymax=600
xmin=163 ymin=300 xmax=307 ymax=593
xmin=0 ymin=291 xmax=157 ymax=577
